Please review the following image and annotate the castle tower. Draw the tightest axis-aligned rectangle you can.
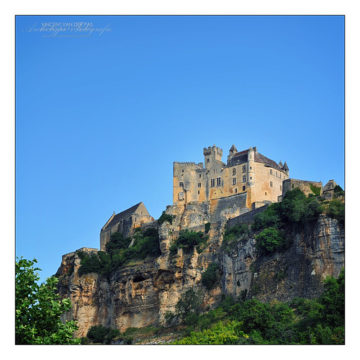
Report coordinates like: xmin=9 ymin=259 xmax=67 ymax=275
xmin=203 ymin=145 xmax=223 ymax=169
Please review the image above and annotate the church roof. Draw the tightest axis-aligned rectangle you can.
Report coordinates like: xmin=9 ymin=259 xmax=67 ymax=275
xmin=103 ymin=202 xmax=143 ymax=230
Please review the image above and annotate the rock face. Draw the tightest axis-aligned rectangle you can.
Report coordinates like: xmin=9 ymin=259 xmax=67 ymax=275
xmin=57 ymin=205 xmax=344 ymax=338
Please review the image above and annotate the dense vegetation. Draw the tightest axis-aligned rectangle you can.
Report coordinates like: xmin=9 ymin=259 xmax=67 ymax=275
xmin=171 ymin=269 xmax=344 ymax=345
xmin=16 ymin=258 xmax=79 ymax=344
xmin=201 ymin=263 xmax=221 ymax=290
xmin=80 ymin=325 xmax=132 ymax=344
xmin=222 ymin=223 xmax=249 ymax=253
xmin=170 ymin=230 xmax=208 ymax=256
xmin=158 ymin=211 xmax=175 ymax=225
xmin=78 ymin=228 xmax=161 ymax=278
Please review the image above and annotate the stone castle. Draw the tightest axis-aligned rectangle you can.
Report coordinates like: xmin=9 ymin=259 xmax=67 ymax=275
xmin=99 ymin=144 xmax=333 ymax=251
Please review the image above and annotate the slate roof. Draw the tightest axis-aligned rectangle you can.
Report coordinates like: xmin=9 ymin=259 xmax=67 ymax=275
xmin=104 ymin=202 xmax=142 ymax=230
xmin=227 ymin=149 xmax=286 ymax=172
xmin=254 ymin=152 xmax=284 ymax=172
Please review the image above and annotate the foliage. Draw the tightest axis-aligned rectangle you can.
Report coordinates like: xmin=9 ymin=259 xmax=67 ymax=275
xmin=170 ymin=270 xmax=344 ymax=345
xmin=172 ymin=321 xmax=248 ymax=345
xmin=15 ymin=257 xmax=80 ymax=344
xmin=86 ymin=325 xmax=120 ymax=344
xmin=105 ymin=232 xmax=131 ymax=253
xmin=201 ymin=263 xmax=221 ymax=290
xmin=255 ymin=227 xmax=285 ymax=254
xmin=175 ymin=289 xmax=203 ymax=323
xmin=78 ymin=228 xmax=161 ymax=277
xmin=170 ymin=230 xmax=208 ymax=256
xmin=325 ymin=199 xmax=345 ymax=226
xmin=158 ymin=211 xmax=175 ymax=225
xmin=310 ymin=184 xmax=321 ymax=196
xmin=222 ymin=223 xmax=249 ymax=253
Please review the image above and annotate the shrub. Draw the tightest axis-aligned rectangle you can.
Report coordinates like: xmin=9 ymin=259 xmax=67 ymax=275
xmin=310 ymin=184 xmax=321 ymax=196
xmin=334 ymin=185 xmax=345 ymax=198
xmin=326 ymin=199 xmax=345 ymax=226
xmin=106 ymin=232 xmax=131 ymax=253
xmin=223 ymin=223 xmax=249 ymax=253
xmin=158 ymin=211 xmax=175 ymax=225
xmin=255 ymin=227 xmax=285 ymax=254
xmin=175 ymin=289 xmax=203 ymax=322
xmin=87 ymin=325 xmax=120 ymax=344
xmin=170 ymin=230 xmax=208 ymax=255
xmin=201 ymin=263 xmax=221 ymax=290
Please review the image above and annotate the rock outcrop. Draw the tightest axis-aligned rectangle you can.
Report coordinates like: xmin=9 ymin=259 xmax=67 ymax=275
xmin=57 ymin=204 xmax=344 ymax=338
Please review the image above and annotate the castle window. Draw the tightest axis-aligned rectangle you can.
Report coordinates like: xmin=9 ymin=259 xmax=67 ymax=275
xmin=178 ymin=192 xmax=184 ymax=200
xmin=179 ymin=182 xmax=184 ymax=187
xmin=182 ymin=169 xmax=184 ymax=173
xmin=198 ymin=190 xmax=200 ymax=195
xmin=217 ymin=177 xmax=221 ymax=186
xmin=242 ymin=165 xmax=246 ymax=173
xmin=232 ymin=178 xmax=236 ymax=185
xmin=198 ymin=183 xmax=201 ymax=188
xmin=211 ymin=179 xmax=215 ymax=187
xmin=207 ymin=158 xmax=210 ymax=163
xmin=265 ymin=192 xmax=267 ymax=196
xmin=270 ymin=169 xmax=273 ymax=175
xmin=232 ymin=168 xmax=236 ymax=176
xmin=199 ymin=174 xmax=201 ymax=178
xmin=270 ymin=181 xmax=273 ymax=187
xmin=243 ymin=176 xmax=246 ymax=183
xmin=235 ymin=188 xmax=238 ymax=193
xmin=242 ymin=186 xmax=246 ymax=191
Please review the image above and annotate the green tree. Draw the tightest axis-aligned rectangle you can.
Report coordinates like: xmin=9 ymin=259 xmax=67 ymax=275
xmin=16 ymin=257 xmax=80 ymax=344
xmin=255 ymin=227 xmax=285 ymax=254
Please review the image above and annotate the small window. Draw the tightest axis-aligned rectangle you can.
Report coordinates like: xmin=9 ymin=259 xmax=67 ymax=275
xmin=250 ymin=177 xmax=252 ymax=180
xmin=198 ymin=190 xmax=200 ymax=195
xmin=179 ymin=182 xmax=184 ymax=187
xmin=182 ymin=169 xmax=184 ymax=173
xmin=217 ymin=177 xmax=221 ymax=186
xmin=243 ymin=176 xmax=246 ymax=183
xmin=232 ymin=168 xmax=236 ymax=176
xmin=211 ymin=179 xmax=215 ymax=187
xmin=178 ymin=192 xmax=184 ymax=200
xmin=265 ymin=192 xmax=267 ymax=196
xmin=235 ymin=188 xmax=238 ymax=193
xmin=270 ymin=181 xmax=273 ymax=187
xmin=242 ymin=165 xmax=246 ymax=173
xmin=270 ymin=169 xmax=272 ymax=175
xmin=207 ymin=158 xmax=210 ymax=163
xmin=198 ymin=183 xmax=201 ymax=188
xmin=199 ymin=174 xmax=201 ymax=178
xmin=250 ymin=166 xmax=252 ymax=170
xmin=232 ymin=178 xmax=236 ymax=185
xmin=242 ymin=186 xmax=246 ymax=191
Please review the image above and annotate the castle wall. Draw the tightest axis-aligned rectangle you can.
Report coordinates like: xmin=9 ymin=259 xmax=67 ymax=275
xmin=250 ymin=162 xmax=288 ymax=205
xmin=282 ymin=179 xmax=322 ymax=198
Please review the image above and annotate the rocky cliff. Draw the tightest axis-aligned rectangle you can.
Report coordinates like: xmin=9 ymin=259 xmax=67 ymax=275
xmin=56 ymin=203 xmax=344 ymax=338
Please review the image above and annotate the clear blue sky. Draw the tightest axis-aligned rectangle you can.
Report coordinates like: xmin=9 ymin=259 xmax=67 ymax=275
xmin=16 ymin=15 xmax=344 ymax=282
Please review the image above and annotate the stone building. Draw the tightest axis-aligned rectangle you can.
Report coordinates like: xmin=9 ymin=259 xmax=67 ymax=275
xmin=173 ymin=145 xmax=290 ymax=209
xmin=281 ymin=178 xmax=323 ymax=199
xmin=100 ymin=202 xmax=154 ymax=251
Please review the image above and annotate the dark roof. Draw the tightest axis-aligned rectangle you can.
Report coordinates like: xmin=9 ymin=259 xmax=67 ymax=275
xmin=104 ymin=202 xmax=142 ymax=230
xmin=227 ymin=150 xmax=249 ymax=167
xmin=254 ymin=152 xmax=284 ymax=171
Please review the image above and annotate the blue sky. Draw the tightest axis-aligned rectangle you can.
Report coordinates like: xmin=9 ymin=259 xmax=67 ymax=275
xmin=16 ymin=15 xmax=344 ymax=282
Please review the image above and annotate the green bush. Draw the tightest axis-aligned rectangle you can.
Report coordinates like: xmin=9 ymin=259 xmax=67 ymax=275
xmin=78 ymin=228 xmax=161 ymax=277
xmin=158 ymin=211 xmax=175 ymax=225
xmin=334 ymin=185 xmax=345 ymax=198
xmin=222 ymin=223 xmax=249 ymax=253
xmin=87 ymin=325 xmax=120 ymax=344
xmin=310 ymin=184 xmax=321 ymax=196
xmin=201 ymin=263 xmax=221 ymax=290
xmin=175 ymin=289 xmax=203 ymax=323
xmin=255 ymin=227 xmax=285 ymax=254
xmin=170 ymin=230 xmax=208 ymax=255
xmin=106 ymin=232 xmax=131 ymax=253
xmin=326 ymin=199 xmax=345 ymax=226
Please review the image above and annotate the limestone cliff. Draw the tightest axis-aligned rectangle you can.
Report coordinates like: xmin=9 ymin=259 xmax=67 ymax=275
xmin=56 ymin=203 xmax=344 ymax=338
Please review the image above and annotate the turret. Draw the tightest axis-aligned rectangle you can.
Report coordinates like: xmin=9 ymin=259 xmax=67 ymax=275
xmin=203 ymin=145 xmax=223 ymax=169
xmin=227 ymin=144 xmax=238 ymax=162
xmin=283 ymin=161 xmax=289 ymax=176
xmin=248 ymin=147 xmax=256 ymax=187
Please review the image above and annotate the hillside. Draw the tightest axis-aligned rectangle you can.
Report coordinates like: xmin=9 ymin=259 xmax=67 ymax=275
xmin=56 ymin=189 xmax=344 ymax=344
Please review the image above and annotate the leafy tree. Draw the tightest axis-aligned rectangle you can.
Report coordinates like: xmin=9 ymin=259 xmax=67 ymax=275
xmin=15 ymin=257 xmax=79 ymax=344
xmin=201 ymin=263 xmax=221 ymax=290
xmin=170 ymin=230 xmax=208 ymax=255
xmin=86 ymin=325 xmax=120 ymax=344
xmin=326 ymin=199 xmax=345 ymax=226
xmin=175 ymin=289 xmax=203 ymax=323
xmin=255 ymin=227 xmax=285 ymax=254
xmin=158 ymin=211 xmax=175 ymax=225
